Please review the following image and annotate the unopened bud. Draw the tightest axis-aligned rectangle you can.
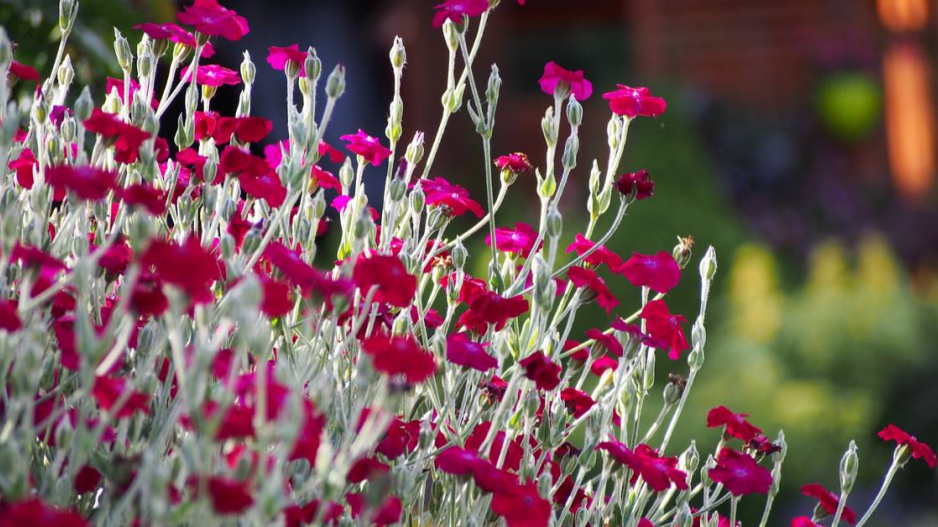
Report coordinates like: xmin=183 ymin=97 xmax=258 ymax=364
xmin=338 ymin=158 xmax=354 ymax=189
xmin=326 ymin=64 xmax=346 ymax=99
xmin=75 ymin=87 xmax=93 ymax=122
xmin=546 ymin=207 xmax=562 ymax=239
xmin=405 ymin=132 xmax=425 ymax=165
xmin=561 ymin=134 xmax=579 ymax=170
xmin=409 ymin=186 xmax=425 ymax=215
xmin=486 ymin=65 xmax=501 ymax=106
xmin=672 ymin=236 xmax=694 ymax=269
xmin=305 ymin=48 xmax=320 ymax=82
xmin=840 ymin=441 xmax=859 ymax=494
xmin=114 ymin=29 xmax=132 ymax=71
xmin=390 ymin=37 xmax=406 ymax=71
xmin=451 ymin=241 xmax=467 ymax=270
xmin=388 ymin=178 xmax=407 ymax=202
xmin=240 ymin=51 xmax=255 ymax=85
xmin=442 ymin=20 xmax=459 ymax=52
xmin=700 ymin=245 xmax=718 ymax=281
xmin=566 ymin=95 xmax=583 ymax=127
xmin=57 ymin=56 xmax=74 ymax=88
xmin=541 ymin=107 xmax=557 ymax=147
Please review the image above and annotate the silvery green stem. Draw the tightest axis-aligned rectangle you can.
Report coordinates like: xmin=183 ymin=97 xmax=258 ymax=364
xmin=855 ymin=455 xmax=900 ymax=527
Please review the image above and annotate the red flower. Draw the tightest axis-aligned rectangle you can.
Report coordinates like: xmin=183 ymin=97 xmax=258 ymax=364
xmin=200 ymin=114 xmax=273 ymax=144
xmin=418 ymin=177 xmax=485 ymax=218
xmin=640 ymin=300 xmax=689 ymax=359
xmin=134 ymin=22 xmax=216 ymax=56
xmin=284 ymin=500 xmax=343 ymax=527
xmin=485 ymin=222 xmax=540 ymax=258
xmin=490 ymin=484 xmax=551 ymax=527
xmin=46 ymin=165 xmax=117 ymax=201
xmin=9 ymin=60 xmax=40 ymax=82
xmin=9 ymin=148 xmax=41 ymax=192
xmin=567 ymin=266 xmax=619 ymax=314
xmin=142 ymin=237 xmax=221 ymax=302
xmin=596 ymin=440 xmax=687 ymax=492
xmin=432 ymin=0 xmax=489 ymax=28
xmin=347 ymin=456 xmax=390 ymax=483
xmin=259 ymin=276 xmax=293 ymax=317
xmin=538 ymin=61 xmax=593 ymax=101
xmin=119 ymin=183 xmax=167 ymax=215
xmin=177 ymin=0 xmax=250 ymax=41
xmin=83 ymin=109 xmax=151 ymax=164
xmin=340 ymin=129 xmax=393 ymax=166
xmin=707 ymin=406 xmax=763 ymax=442
xmin=878 ymin=424 xmax=936 ymax=468
xmin=603 ymin=85 xmax=667 ymax=118
xmin=0 ymin=300 xmax=22 ymax=332
xmin=0 ymin=498 xmax=88 ymax=527
xmin=267 ymin=44 xmax=307 ymax=75
xmin=458 ymin=291 xmax=529 ymax=332
xmin=638 ymin=520 xmax=653 ymax=527
xmin=585 ymin=328 xmax=623 ymax=357
xmin=352 ymin=254 xmax=417 ymax=308
xmin=184 ymin=64 xmax=241 ymax=87
xmin=436 ymin=446 xmax=483 ymax=475
xmin=494 ymin=152 xmax=533 ymax=174
xmin=73 ymin=465 xmax=102 ymax=494
xmin=560 ymin=387 xmax=595 ymax=418
xmin=311 ymin=165 xmax=341 ymax=191
xmin=519 ymin=351 xmax=561 ymax=391
xmin=203 ymin=476 xmax=254 ymax=515
xmin=347 ymin=493 xmax=402 ymax=526
xmin=709 ymin=448 xmax=773 ymax=496
xmin=374 ymin=415 xmax=421 ymax=459
xmin=288 ymin=400 xmax=327 ymax=464
xmin=239 ymin=171 xmax=286 ymax=207
xmin=566 ymin=233 xmax=622 ymax=269
xmin=619 ymin=251 xmax=681 ymax=294
xmin=801 ymin=483 xmax=856 ymax=524
xmin=361 ymin=333 xmax=436 ymax=383
xmin=91 ymin=376 xmax=151 ymax=418
xmin=130 ymin=276 xmax=169 ymax=317
xmin=263 ymin=242 xmax=352 ymax=299
xmin=447 ymin=332 xmax=497 ymax=372
xmin=614 ymin=169 xmax=654 ymax=200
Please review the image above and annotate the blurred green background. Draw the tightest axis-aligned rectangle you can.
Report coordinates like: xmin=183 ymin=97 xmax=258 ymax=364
xmin=5 ymin=0 xmax=937 ymax=525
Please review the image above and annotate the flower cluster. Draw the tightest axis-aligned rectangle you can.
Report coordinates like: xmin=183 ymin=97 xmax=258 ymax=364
xmin=0 ymin=1 xmax=931 ymax=526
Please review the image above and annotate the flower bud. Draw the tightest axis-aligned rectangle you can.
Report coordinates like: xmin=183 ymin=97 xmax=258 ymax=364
xmin=541 ymin=107 xmax=557 ymax=147
xmin=114 ymin=29 xmax=132 ymax=71
xmin=59 ymin=0 xmax=76 ymax=31
xmin=699 ymin=245 xmax=718 ymax=281
xmin=57 ymin=55 xmax=74 ymax=89
xmin=691 ymin=318 xmax=706 ymax=351
xmin=326 ymin=64 xmax=346 ymax=99
xmin=562 ymin=134 xmax=579 ymax=170
xmin=390 ymin=36 xmax=406 ymax=71
xmin=451 ymin=241 xmax=467 ymax=270
xmin=687 ymin=346 xmax=704 ymax=371
xmin=409 ymin=186 xmax=425 ymax=215
xmin=405 ymin=132 xmax=425 ymax=165
xmin=486 ymin=65 xmax=501 ymax=106
xmin=588 ymin=160 xmax=601 ymax=196
xmin=241 ymin=227 xmax=262 ymax=256
xmin=388 ymin=178 xmax=407 ymax=203
xmin=546 ymin=206 xmax=562 ymax=240
xmin=75 ymin=87 xmax=93 ymax=122
xmin=675 ymin=505 xmax=694 ymax=527
xmin=220 ymin=233 xmax=236 ymax=260
xmin=566 ymin=95 xmax=583 ymax=127
xmin=302 ymin=48 xmax=320 ymax=83
xmin=442 ymin=19 xmax=459 ymax=52
xmin=240 ymin=51 xmax=256 ymax=85
xmin=138 ymin=49 xmax=152 ymax=79
xmin=312 ymin=192 xmax=327 ymax=219
xmin=840 ymin=440 xmax=859 ymax=494
xmin=672 ymin=235 xmax=694 ymax=269
xmin=607 ymin=115 xmax=621 ymax=150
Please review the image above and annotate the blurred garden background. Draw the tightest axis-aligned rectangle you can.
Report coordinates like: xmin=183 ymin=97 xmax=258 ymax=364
xmin=3 ymin=0 xmax=937 ymax=524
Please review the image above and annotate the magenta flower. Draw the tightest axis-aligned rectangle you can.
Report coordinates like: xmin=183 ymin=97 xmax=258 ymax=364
xmin=0 ymin=300 xmax=22 ymax=333
xmin=585 ymin=328 xmax=623 ymax=357
xmin=83 ymin=109 xmax=152 ymax=164
xmin=46 ymin=165 xmax=117 ymax=201
xmin=458 ymin=291 xmax=529 ymax=332
xmin=202 ymin=476 xmax=254 ymax=515
xmin=177 ymin=0 xmax=250 ymax=41
xmin=0 ymin=498 xmax=88 ymax=527
xmin=183 ymin=64 xmax=241 ymax=87
xmin=447 ymin=332 xmax=497 ymax=372
xmin=639 ymin=300 xmax=689 ymax=360
xmin=614 ymin=169 xmax=654 ymax=200
xmin=538 ymin=61 xmax=593 ymax=101
xmin=603 ymin=85 xmax=667 ymax=118
xmin=618 ymin=251 xmax=681 ymax=293
xmin=567 ymin=266 xmax=619 ymax=314
xmin=709 ymin=448 xmax=773 ymax=495
xmin=352 ymin=254 xmax=417 ymax=308
xmin=494 ymin=152 xmax=533 ymax=174
xmin=485 ymin=222 xmax=540 ymax=258
xmin=801 ymin=483 xmax=856 ymax=524
xmin=267 ymin=44 xmax=307 ymax=75
xmin=91 ymin=376 xmax=151 ymax=419
xmin=134 ymin=22 xmax=215 ymax=57
xmin=119 ymin=183 xmax=167 ymax=215
xmin=418 ymin=177 xmax=485 ymax=218
xmin=490 ymin=484 xmax=551 ymax=527
xmin=878 ymin=424 xmax=936 ymax=468
xmin=791 ymin=518 xmax=820 ymax=527
xmin=340 ymin=129 xmax=393 ymax=166
xmin=347 ymin=493 xmax=402 ymax=526
xmin=9 ymin=60 xmax=40 ymax=82
xmin=142 ymin=237 xmax=221 ymax=302
xmin=519 ymin=351 xmax=561 ymax=391
xmin=432 ymin=0 xmax=489 ymax=28
xmin=361 ymin=333 xmax=437 ymax=384
xmin=566 ymin=233 xmax=623 ymax=270
xmin=707 ymin=406 xmax=763 ymax=443
xmin=560 ymin=387 xmax=595 ymax=417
